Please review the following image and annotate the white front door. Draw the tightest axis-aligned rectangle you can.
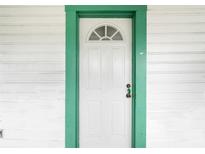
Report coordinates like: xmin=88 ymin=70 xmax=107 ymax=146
xmin=79 ymin=18 xmax=132 ymax=148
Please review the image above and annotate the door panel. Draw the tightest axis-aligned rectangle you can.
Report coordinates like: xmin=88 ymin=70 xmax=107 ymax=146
xmin=80 ymin=18 xmax=132 ymax=148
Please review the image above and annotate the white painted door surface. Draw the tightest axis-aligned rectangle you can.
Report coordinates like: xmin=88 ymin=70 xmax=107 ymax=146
xmin=79 ymin=18 xmax=132 ymax=148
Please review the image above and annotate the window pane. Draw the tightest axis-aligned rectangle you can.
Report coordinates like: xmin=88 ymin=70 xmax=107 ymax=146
xmin=89 ymin=32 xmax=100 ymax=40
xmin=107 ymin=26 xmax=117 ymax=37
xmin=112 ymin=32 xmax=123 ymax=40
xmin=95 ymin=26 xmax=105 ymax=37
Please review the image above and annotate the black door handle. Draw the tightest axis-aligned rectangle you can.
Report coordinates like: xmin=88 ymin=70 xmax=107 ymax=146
xmin=126 ymin=84 xmax=131 ymax=98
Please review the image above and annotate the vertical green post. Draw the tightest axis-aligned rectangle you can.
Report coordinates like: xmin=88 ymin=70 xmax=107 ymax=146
xmin=65 ymin=8 xmax=78 ymax=148
xmin=133 ymin=8 xmax=147 ymax=148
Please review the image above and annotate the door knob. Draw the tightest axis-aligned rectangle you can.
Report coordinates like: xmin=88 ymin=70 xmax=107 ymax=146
xmin=126 ymin=84 xmax=131 ymax=98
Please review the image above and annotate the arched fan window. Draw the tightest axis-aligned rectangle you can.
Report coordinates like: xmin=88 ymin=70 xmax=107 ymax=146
xmin=89 ymin=25 xmax=123 ymax=41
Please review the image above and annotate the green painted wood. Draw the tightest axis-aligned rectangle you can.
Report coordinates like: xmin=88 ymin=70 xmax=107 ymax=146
xmin=65 ymin=5 xmax=147 ymax=148
xmin=65 ymin=10 xmax=78 ymax=148
xmin=65 ymin=5 xmax=146 ymax=12
xmin=133 ymin=9 xmax=147 ymax=148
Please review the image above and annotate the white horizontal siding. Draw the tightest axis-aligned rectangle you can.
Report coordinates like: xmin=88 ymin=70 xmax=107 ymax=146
xmin=0 ymin=6 xmax=65 ymax=147
xmin=147 ymin=5 xmax=205 ymax=147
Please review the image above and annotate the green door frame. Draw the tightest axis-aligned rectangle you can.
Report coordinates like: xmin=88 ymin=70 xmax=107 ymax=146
xmin=65 ymin=5 xmax=147 ymax=148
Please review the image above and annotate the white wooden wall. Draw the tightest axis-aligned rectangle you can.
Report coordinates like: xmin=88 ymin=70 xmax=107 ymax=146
xmin=147 ymin=5 xmax=205 ymax=147
xmin=1 ymin=5 xmax=205 ymax=147
xmin=0 ymin=6 xmax=65 ymax=147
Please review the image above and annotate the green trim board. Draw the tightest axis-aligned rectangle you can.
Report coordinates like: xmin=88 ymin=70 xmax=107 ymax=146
xmin=65 ymin=5 xmax=147 ymax=148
